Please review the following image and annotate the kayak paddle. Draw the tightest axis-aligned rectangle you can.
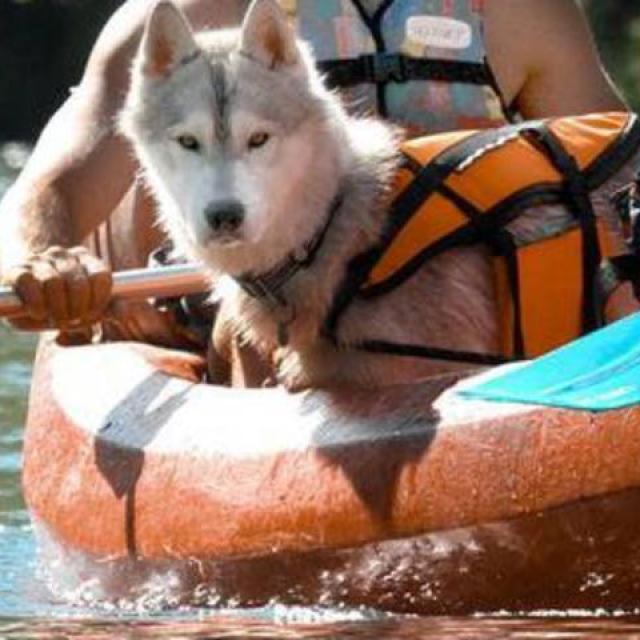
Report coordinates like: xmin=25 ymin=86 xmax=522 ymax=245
xmin=0 ymin=264 xmax=210 ymax=317
xmin=460 ymin=312 xmax=640 ymax=412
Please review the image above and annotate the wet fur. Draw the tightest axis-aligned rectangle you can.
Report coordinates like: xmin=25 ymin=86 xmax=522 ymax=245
xmin=120 ymin=0 xmax=634 ymax=389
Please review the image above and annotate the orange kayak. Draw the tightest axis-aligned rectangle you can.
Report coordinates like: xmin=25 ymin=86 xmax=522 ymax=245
xmin=23 ymin=336 xmax=640 ymax=614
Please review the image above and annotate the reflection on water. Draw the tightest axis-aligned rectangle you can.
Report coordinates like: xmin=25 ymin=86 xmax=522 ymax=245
xmin=5 ymin=614 xmax=640 ymax=639
xmin=0 ymin=145 xmax=36 ymax=531
xmin=3 ymin=149 xmax=640 ymax=637
xmin=0 ymin=322 xmax=38 ymax=618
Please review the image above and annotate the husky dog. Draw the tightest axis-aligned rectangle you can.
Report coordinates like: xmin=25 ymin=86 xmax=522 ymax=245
xmin=123 ymin=0 xmax=598 ymax=388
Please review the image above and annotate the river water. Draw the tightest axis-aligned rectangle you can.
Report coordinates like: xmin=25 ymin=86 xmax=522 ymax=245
xmin=2 ymin=152 xmax=640 ymax=638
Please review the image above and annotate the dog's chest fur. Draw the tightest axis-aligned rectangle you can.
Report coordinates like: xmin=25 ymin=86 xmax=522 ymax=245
xmin=214 ymin=173 xmax=500 ymax=388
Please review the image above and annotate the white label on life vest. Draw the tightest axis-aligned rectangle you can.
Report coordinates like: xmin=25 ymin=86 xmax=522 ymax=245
xmin=406 ymin=16 xmax=473 ymax=50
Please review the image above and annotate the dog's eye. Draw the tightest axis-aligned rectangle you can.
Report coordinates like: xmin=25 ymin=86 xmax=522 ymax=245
xmin=248 ymin=132 xmax=270 ymax=150
xmin=177 ymin=135 xmax=200 ymax=152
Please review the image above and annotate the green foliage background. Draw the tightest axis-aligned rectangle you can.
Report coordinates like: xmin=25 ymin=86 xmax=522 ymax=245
xmin=585 ymin=0 xmax=640 ymax=110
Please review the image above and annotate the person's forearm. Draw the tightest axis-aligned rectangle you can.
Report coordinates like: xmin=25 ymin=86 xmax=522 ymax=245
xmin=0 ymin=180 xmax=74 ymax=272
xmin=0 ymin=81 xmax=135 ymax=273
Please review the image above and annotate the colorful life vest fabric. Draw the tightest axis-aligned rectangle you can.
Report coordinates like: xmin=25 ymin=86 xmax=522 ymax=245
xmin=281 ymin=0 xmax=512 ymax=134
xmin=325 ymin=112 xmax=640 ymax=364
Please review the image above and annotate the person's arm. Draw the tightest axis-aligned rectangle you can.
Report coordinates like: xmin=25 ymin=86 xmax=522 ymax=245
xmin=486 ymin=0 xmax=627 ymax=119
xmin=0 ymin=0 xmax=249 ymax=331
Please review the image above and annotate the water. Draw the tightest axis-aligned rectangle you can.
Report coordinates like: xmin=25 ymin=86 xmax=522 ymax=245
xmin=2 ymin=152 xmax=640 ymax=637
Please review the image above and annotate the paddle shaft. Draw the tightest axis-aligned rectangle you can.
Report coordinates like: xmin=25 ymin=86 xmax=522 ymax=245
xmin=0 ymin=264 xmax=210 ymax=317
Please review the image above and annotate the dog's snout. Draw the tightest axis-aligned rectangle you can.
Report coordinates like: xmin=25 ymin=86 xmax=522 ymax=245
xmin=205 ymin=200 xmax=245 ymax=233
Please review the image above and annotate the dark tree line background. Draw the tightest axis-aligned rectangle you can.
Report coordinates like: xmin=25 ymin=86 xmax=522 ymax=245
xmin=0 ymin=0 xmax=638 ymax=142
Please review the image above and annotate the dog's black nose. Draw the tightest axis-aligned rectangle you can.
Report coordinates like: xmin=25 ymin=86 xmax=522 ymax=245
xmin=205 ymin=200 xmax=244 ymax=233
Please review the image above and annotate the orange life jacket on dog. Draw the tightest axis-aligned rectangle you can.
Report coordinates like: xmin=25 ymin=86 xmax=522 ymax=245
xmin=325 ymin=112 xmax=640 ymax=364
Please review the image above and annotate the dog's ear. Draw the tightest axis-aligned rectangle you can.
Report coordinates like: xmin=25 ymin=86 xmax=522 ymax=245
xmin=141 ymin=1 xmax=199 ymax=78
xmin=240 ymin=0 xmax=298 ymax=69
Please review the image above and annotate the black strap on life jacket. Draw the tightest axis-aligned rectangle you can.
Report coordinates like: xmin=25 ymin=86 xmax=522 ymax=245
xmin=348 ymin=0 xmax=395 ymax=117
xmin=325 ymin=123 xmax=533 ymax=337
xmin=355 ymin=340 xmax=510 ymax=366
xmin=324 ymin=115 xmax=640 ymax=365
xmin=316 ymin=0 xmax=514 ymax=121
xmin=318 ymin=54 xmax=518 ymax=124
xmin=319 ymin=54 xmax=495 ymax=89
xmin=520 ymin=123 xmax=605 ymax=333
xmin=324 ymin=125 xmax=531 ymax=364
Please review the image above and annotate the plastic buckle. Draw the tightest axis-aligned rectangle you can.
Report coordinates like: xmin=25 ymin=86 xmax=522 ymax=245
xmin=367 ymin=53 xmax=407 ymax=84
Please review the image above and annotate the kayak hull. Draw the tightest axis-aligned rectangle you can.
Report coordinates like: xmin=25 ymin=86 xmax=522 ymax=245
xmin=30 ymin=487 xmax=640 ymax=615
xmin=23 ymin=337 xmax=640 ymax=614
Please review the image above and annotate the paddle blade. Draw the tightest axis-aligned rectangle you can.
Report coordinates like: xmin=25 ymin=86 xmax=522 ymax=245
xmin=460 ymin=312 xmax=640 ymax=412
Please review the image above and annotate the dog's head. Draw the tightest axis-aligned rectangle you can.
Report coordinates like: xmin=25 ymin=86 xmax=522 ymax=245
xmin=120 ymin=0 xmax=350 ymax=275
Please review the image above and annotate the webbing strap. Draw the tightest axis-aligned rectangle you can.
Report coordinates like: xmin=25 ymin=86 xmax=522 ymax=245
xmin=357 ymin=339 xmax=509 ymax=366
xmin=330 ymin=0 xmax=511 ymax=120
xmin=373 ymin=185 xmax=524 ymax=360
xmin=350 ymin=231 xmax=523 ymax=365
xmin=384 ymin=127 xmax=530 ymax=250
xmin=521 ymin=124 xmax=604 ymax=333
xmin=490 ymin=230 xmax=526 ymax=359
xmin=325 ymin=116 xmax=640 ymax=363
xmin=585 ymin=113 xmax=640 ymax=189
xmin=318 ymin=55 xmax=495 ymax=88
xmin=348 ymin=0 xmax=396 ymax=116
xmin=436 ymin=192 xmax=526 ymax=359
xmin=325 ymin=126 xmax=521 ymax=339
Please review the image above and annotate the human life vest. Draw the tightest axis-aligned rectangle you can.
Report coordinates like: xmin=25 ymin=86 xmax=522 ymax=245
xmin=281 ymin=0 xmax=513 ymax=134
xmin=325 ymin=112 xmax=640 ymax=365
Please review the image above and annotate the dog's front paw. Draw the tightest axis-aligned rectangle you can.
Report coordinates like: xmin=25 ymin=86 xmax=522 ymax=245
xmin=273 ymin=348 xmax=316 ymax=391
xmin=280 ymin=375 xmax=311 ymax=393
